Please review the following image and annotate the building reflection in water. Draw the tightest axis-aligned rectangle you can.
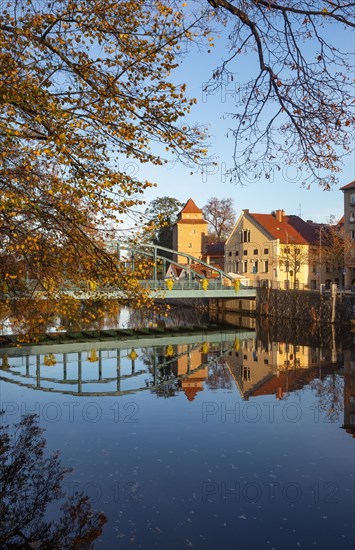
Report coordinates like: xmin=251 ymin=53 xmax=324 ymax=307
xmin=1 ymin=327 xmax=354 ymax=437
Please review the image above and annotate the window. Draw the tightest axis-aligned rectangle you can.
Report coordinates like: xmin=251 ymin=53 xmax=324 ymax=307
xmin=264 ymin=248 xmax=269 ymax=255
xmin=264 ymin=260 xmax=269 ymax=273
xmin=244 ymin=261 xmax=248 ymax=273
xmin=284 ymin=246 xmax=290 ymax=254
xmin=253 ymin=249 xmax=257 ymax=255
xmin=228 ymin=251 xmax=232 ymax=257
xmin=188 ymin=243 xmax=192 ymax=248
xmin=351 ymin=230 xmax=355 ymax=240
xmin=295 ymin=248 xmax=300 ymax=254
xmin=235 ymin=251 xmax=239 ymax=256
xmin=350 ymin=193 xmax=355 ymax=205
xmin=253 ymin=261 xmax=258 ymax=273
xmin=241 ymin=229 xmax=251 ymax=243
xmin=244 ymin=249 xmax=247 ymax=256
xmin=236 ymin=261 xmax=239 ymax=273
xmin=243 ymin=367 xmax=251 ymax=381
xmin=264 ymin=359 xmax=269 ymax=365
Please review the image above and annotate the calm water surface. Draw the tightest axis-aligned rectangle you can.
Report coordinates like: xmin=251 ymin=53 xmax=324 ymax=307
xmin=1 ymin=311 xmax=354 ymax=549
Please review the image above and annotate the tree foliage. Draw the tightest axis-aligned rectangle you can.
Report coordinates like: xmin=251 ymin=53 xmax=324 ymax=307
xmin=204 ymin=0 xmax=354 ymax=188
xmin=143 ymin=196 xmax=183 ymax=248
xmin=0 ymin=413 xmax=106 ymax=548
xmin=1 ymin=0 xmax=354 ymax=337
xmin=318 ymin=224 xmax=353 ymax=271
xmin=203 ymin=196 xmax=236 ymax=241
xmin=279 ymin=244 xmax=310 ymax=288
xmin=0 ymin=0 xmax=208 ymax=337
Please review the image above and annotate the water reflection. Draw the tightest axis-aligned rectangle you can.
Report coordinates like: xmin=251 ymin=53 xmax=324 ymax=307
xmin=1 ymin=314 xmax=355 ymax=549
xmin=0 ymin=413 xmax=106 ymax=548
xmin=0 ymin=301 xmax=208 ymax=341
xmin=1 ymin=327 xmax=354 ymax=437
xmin=0 ymin=334 xmax=238 ymax=398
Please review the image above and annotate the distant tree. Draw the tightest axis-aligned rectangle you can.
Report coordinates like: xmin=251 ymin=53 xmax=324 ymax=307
xmin=206 ymin=360 xmax=233 ymax=390
xmin=203 ymin=197 xmax=236 ymax=241
xmin=318 ymin=225 xmax=352 ymax=273
xmin=143 ymin=197 xmax=183 ymax=249
xmin=280 ymin=244 xmax=310 ymax=289
xmin=0 ymin=414 xmax=106 ymax=548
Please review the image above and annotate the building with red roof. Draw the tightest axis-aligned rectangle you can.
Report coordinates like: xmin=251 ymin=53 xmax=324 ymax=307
xmin=225 ymin=209 xmax=319 ymax=289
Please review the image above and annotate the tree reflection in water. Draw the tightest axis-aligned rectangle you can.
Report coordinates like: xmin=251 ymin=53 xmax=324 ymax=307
xmin=0 ymin=414 xmax=106 ymax=549
xmin=311 ymin=373 xmax=344 ymax=422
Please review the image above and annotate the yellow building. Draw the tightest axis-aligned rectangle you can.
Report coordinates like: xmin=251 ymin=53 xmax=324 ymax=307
xmin=224 ymin=209 xmax=318 ymax=289
xmin=172 ymin=199 xmax=208 ymax=265
xmin=226 ymin=336 xmax=338 ymax=401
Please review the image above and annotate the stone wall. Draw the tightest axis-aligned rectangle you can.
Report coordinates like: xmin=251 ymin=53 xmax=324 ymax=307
xmin=256 ymin=288 xmax=355 ymax=325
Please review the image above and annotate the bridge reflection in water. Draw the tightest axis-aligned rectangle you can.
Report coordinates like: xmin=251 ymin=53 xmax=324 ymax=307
xmin=0 ymin=332 xmax=245 ymax=399
xmin=1 ymin=329 xmax=354 ymax=437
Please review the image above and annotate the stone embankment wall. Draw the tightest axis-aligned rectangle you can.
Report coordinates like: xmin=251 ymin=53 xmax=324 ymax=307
xmin=256 ymin=288 xmax=355 ymax=325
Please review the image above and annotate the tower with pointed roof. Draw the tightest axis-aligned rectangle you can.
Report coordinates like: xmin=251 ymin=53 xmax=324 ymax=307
xmin=172 ymin=199 xmax=208 ymax=264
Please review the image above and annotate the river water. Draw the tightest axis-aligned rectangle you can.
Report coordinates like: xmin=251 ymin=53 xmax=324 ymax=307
xmin=1 ymin=308 xmax=354 ymax=549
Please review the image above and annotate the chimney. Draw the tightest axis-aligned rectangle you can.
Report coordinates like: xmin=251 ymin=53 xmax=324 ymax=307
xmin=275 ymin=209 xmax=285 ymax=222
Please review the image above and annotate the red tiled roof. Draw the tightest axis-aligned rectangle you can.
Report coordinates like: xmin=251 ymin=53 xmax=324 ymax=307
xmin=182 ymin=385 xmax=204 ymax=401
xmin=248 ymin=213 xmax=318 ymax=244
xmin=340 ymin=180 xmax=355 ymax=190
xmin=168 ymin=265 xmax=183 ymax=277
xmin=250 ymin=365 xmax=338 ymax=397
xmin=181 ymin=198 xmax=203 ymax=214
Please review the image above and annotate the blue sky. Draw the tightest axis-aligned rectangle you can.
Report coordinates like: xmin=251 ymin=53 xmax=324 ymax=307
xmin=127 ymin=13 xmax=354 ymax=227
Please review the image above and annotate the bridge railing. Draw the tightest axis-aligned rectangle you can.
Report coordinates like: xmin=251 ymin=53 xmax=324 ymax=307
xmin=139 ymin=280 xmax=249 ymax=291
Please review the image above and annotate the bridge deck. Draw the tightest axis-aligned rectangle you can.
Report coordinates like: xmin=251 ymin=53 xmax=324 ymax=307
xmin=1 ymin=281 xmax=256 ymax=301
xmin=61 ymin=281 xmax=256 ymax=300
